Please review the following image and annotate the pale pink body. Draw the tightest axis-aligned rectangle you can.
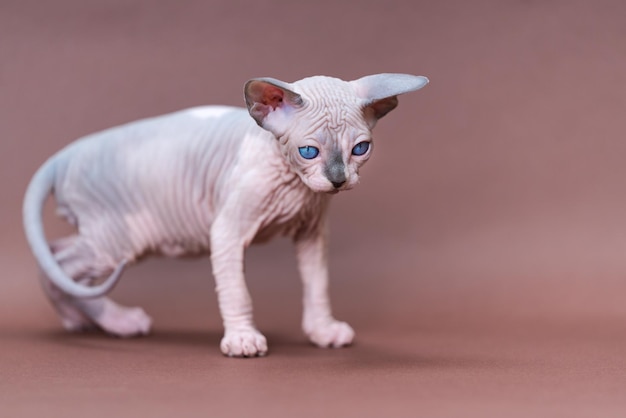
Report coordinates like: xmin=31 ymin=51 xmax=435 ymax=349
xmin=23 ymin=74 xmax=428 ymax=356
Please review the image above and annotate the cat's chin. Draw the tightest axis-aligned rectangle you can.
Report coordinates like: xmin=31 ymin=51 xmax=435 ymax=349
xmin=302 ymin=179 xmax=350 ymax=194
xmin=307 ymin=186 xmax=340 ymax=195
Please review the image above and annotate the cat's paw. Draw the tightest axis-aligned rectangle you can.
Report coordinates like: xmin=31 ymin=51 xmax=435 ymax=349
xmin=97 ymin=304 xmax=152 ymax=338
xmin=306 ymin=320 xmax=355 ymax=348
xmin=221 ymin=328 xmax=268 ymax=357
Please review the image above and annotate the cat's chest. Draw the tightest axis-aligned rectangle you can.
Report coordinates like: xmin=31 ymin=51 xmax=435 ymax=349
xmin=253 ymin=179 xmax=327 ymax=243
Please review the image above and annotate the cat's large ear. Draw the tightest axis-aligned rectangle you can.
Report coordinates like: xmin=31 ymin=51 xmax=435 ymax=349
xmin=244 ymin=77 xmax=304 ymax=136
xmin=350 ymin=73 xmax=429 ymax=128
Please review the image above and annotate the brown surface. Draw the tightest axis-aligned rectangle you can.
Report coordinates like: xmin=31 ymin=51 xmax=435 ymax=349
xmin=2 ymin=1 xmax=626 ymax=417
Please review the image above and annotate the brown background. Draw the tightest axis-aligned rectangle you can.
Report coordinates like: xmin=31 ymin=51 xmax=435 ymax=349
xmin=2 ymin=0 xmax=626 ymax=416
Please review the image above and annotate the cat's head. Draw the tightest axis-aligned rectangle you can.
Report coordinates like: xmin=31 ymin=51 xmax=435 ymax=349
xmin=244 ymin=74 xmax=428 ymax=194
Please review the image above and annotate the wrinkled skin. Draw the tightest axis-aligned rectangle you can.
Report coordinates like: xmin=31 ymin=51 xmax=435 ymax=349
xmin=23 ymin=74 xmax=428 ymax=357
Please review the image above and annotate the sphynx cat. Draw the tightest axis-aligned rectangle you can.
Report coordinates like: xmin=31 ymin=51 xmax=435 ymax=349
xmin=23 ymin=73 xmax=429 ymax=357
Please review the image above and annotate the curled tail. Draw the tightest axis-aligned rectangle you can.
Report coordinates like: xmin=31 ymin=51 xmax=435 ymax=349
xmin=23 ymin=158 xmax=126 ymax=298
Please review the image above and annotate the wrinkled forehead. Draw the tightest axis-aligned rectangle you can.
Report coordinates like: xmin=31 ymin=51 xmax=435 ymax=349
xmin=293 ymin=76 xmax=362 ymax=109
xmin=291 ymin=76 xmax=369 ymax=140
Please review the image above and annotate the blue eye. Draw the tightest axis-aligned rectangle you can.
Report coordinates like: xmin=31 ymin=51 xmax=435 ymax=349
xmin=298 ymin=146 xmax=319 ymax=159
xmin=352 ymin=141 xmax=370 ymax=156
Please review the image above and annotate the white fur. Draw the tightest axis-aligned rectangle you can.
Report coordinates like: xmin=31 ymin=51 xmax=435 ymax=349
xmin=23 ymin=74 xmax=428 ymax=357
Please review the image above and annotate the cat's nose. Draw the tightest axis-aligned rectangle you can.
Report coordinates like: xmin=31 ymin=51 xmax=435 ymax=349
xmin=332 ymin=180 xmax=346 ymax=189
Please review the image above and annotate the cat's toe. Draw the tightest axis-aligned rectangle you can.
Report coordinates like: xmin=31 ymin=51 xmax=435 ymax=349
xmin=221 ymin=328 xmax=268 ymax=357
xmin=306 ymin=320 xmax=355 ymax=348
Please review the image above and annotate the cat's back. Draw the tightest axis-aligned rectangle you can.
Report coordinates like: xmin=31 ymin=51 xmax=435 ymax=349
xmin=52 ymin=105 xmax=257 ymax=187
xmin=57 ymin=105 xmax=251 ymax=161
xmin=51 ymin=105 xmax=264 ymax=221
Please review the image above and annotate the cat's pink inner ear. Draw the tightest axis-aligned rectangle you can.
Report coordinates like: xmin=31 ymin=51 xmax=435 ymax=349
xmin=247 ymin=82 xmax=285 ymax=110
xmin=245 ymin=81 xmax=288 ymax=125
xmin=258 ymin=84 xmax=285 ymax=108
xmin=244 ymin=78 xmax=302 ymax=128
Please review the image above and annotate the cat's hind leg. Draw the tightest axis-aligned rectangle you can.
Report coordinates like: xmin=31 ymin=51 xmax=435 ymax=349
xmin=41 ymin=236 xmax=97 ymax=332
xmin=76 ymin=298 xmax=152 ymax=338
xmin=42 ymin=235 xmax=152 ymax=337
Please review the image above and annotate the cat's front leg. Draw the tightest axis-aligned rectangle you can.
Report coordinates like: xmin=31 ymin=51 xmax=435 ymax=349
xmin=295 ymin=224 xmax=355 ymax=348
xmin=210 ymin=221 xmax=267 ymax=357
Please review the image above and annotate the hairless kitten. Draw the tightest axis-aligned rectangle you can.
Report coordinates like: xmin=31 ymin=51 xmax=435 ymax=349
xmin=23 ymin=74 xmax=428 ymax=357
